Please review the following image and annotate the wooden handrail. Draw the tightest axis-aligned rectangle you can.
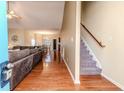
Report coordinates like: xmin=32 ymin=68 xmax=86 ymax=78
xmin=81 ymin=23 xmax=105 ymax=48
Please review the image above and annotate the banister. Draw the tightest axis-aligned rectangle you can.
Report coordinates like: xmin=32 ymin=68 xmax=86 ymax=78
xmin=81 ymin=23 xmax=105 ymax=48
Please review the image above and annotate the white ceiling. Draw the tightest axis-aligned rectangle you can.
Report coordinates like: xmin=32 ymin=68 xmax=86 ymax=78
xmin=8 ymin=1 xmax=65 ymax=33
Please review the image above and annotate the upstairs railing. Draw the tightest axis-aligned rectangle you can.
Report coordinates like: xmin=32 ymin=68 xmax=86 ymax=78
xmin=81 ymin=23 xmax=105 ymax=48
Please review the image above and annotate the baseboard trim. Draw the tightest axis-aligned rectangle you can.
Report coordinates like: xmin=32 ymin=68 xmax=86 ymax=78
xmin=63 ymin=58 xmax=75 ymax=82
xmin=74 ymin=80 xmax=80 ymax=84
xmin=102 ymin=73 xmax=124 ymax=90
xmin=63 ymin=58 xmax=80 ymax=84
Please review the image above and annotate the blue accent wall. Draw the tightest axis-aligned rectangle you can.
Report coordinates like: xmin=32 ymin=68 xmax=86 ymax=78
xmin=0 ymin=1 xmax=9 ymax=91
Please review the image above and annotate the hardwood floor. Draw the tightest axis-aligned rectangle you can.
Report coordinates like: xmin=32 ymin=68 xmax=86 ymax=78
xmin=14 ymin=51 xmax=121 ymax=91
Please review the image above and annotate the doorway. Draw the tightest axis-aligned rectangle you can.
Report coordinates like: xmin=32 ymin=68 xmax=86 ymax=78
xmin=53 ymin=39 xmax=57 ymax=51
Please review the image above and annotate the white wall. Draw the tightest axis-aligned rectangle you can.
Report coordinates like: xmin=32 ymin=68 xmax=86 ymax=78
xmin=8 ymin=29 xmax=60 ymax=48
xmin=35 ymin=33 xmax=43 ymax=46
xmin=61 ymin=1 xmax=80 ymax=83
xmin=61 ymin=1 xmax=76 ymax=81
xmin=81 ymin=1 xmax=124 ymax=89
xmin=24 ymin=31 xmax=36 ymax=46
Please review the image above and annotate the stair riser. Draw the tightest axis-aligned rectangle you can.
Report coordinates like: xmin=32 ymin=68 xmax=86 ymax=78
xmin=80 ymin=43 xmax=85 ymax=46
xmin=80 ymin=54 xmax=92 ymax=56
xmin=80 ymin=56 xmax=93 ymax=58
xmin=80 ymin=50 xmax=88 ymax=52
xmin=80 ymin=68 xmax=102 ymax=73
xmin=80 ymin=64 xmax=96 ymax=67
xmin=80 ymin=61 xmax=96 ymax=64
xmin=80 ymin=70 xmax=101 ymax=73
xmin=80 ymin=53 xmax=90 ymax=56
xmin=80 ymin=60 xmax=96 ymax=63
xmin=80 ymin=71 xmax=101 ymax=75
xmin=80 ymin=72 xmax=101 ymax=75
xmin=80 ymin=46 xmax=87 ymax=49
xmin=81 ymin=58 xmax=93 ymax=61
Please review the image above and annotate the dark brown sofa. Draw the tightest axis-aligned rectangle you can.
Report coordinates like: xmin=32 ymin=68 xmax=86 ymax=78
xmin=9 ymin=47 xmax=43 ymax=90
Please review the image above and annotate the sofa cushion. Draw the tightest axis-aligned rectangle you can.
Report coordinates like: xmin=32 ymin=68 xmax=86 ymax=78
xmin=9 ymin=49 xmax=30 ymax=63
xmin=30 ymin=48 xmax=39 ymax=54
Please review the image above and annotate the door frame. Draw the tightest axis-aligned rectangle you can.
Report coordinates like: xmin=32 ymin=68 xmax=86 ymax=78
xmin=0 ymin=1 xmax=9 ymax=91
xmin=74 ymin=1 xmax=81 ymax=84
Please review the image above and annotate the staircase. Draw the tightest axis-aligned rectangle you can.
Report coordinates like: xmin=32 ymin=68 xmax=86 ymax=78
xmin=80 ymin=39 xmax=102 ymax=75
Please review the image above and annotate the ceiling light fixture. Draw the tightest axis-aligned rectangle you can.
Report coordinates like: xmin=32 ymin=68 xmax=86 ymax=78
xmin=7 ymin=1 xmax=22 ymax=19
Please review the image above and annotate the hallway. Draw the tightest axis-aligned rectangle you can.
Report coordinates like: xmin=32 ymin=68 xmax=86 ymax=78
xmin=14 ymin=51 xmax=121 ymax=91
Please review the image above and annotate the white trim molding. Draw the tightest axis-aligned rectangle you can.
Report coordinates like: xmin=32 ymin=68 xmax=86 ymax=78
xmin=63 ymin=58 xmax=74 ymax=82
xmin=74 ymin=1 xmax=81 ymax=85
xmin=102 ymin=73 xmax=124 ymax=90
xmin=63 ymin=58 xmax=80 ymax=84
